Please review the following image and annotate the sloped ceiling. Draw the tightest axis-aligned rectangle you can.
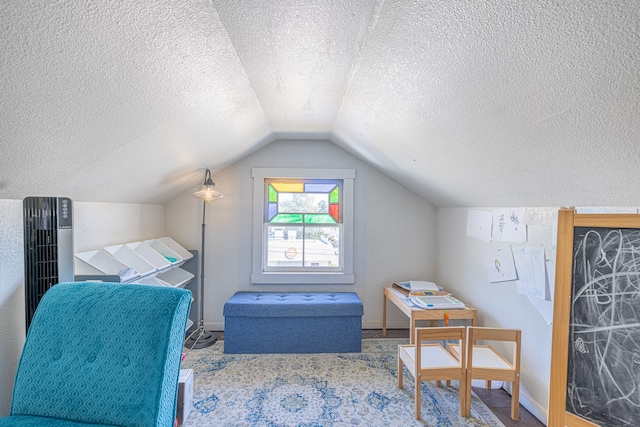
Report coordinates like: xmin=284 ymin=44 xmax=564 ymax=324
xmin=1 ymin=0 xmax=638 ymax=207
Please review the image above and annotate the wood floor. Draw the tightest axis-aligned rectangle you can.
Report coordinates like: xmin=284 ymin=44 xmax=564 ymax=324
xmin=210 ymin=329 xmax=546 ymax=426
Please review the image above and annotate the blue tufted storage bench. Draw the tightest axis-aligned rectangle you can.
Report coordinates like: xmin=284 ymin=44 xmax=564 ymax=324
xmin=223 ymin=291 xmax=363 ymax=354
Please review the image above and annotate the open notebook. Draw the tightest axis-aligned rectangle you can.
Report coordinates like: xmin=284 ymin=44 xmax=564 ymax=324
xmin=409 ymin=293 xmax=466 ymax=310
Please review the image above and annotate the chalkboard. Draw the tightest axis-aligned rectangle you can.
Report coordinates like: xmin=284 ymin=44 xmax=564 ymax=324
xmin=568 ymin=227 xmax=640 ymax=426
xmin=550 ymin=210 xmax=640 ymax=427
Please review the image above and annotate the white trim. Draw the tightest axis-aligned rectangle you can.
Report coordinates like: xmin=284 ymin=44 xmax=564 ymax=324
xmin=252 ymin=168 xmax=355 ymax=285
xmin=251 ymin=273 xmax=355 ymax=284
xmin=252 ymin=168 xmax=356 ymax=180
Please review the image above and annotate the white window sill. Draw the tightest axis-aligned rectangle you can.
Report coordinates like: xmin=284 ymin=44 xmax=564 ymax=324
xmin=251 ymin=273 xmax=355 ymax=285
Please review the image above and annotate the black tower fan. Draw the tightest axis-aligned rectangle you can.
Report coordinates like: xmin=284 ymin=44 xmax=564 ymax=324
xmin=23 ymin=197 xmax=74 ymax=330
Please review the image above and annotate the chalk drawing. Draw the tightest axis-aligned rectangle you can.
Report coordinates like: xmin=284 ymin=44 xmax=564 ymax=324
xmin=567 ymin=227 xmax=640 ymax=426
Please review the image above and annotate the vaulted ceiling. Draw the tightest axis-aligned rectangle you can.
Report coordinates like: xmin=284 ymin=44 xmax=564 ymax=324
xmin=1 ymin=1 xmax=638 ymax=207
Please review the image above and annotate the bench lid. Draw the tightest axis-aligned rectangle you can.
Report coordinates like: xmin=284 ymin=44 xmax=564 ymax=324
xmin=223 ymin=292 xmax=363 ymax=317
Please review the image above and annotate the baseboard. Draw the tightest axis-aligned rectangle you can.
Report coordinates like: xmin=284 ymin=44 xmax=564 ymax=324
xmin=207 ymin=320 xmax=405 ymax=331
xmin=204 ymin=322 xmax=224 ymax=331
xmin=363 ymin=320 xmax=408 ymax=329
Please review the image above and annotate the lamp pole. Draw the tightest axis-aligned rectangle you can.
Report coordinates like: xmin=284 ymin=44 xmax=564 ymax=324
xmin=185 ymin=169 xmax=222 ymax=349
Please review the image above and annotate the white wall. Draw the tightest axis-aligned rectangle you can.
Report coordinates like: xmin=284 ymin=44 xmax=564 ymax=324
xmin=435 ymin=207 xmax=553 ymax=424
xmin=0 ymin=199 xmax=164 ymax=416
xmin=165 ymin=139 xmax=437 ymax=330
xmin=0 ymin=200 xmax=26 ymax=417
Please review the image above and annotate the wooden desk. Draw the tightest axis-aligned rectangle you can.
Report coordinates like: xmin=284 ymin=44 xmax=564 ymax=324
xmin=383 ymin=285 xmax=477 ymax=344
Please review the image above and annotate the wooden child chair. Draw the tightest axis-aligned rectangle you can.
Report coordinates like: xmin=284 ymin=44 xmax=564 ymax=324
xmin=397 ymin=326 xmax=469 ymax=420
xmin=449 ymin=326 xmax=522 ymax=420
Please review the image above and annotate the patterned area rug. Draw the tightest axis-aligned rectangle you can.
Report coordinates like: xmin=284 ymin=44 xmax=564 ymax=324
xmin=180 ymin=339 xmax=505 ymax=427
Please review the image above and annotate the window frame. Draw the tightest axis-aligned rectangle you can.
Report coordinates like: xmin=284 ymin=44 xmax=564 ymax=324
xmin=251 ymin=168 xmax=355 ymax=284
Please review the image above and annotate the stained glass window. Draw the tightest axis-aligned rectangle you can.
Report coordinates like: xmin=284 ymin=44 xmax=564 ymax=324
xmin=264 ymin=179 xmax=342 ymax=270
xmin=266 ymin=179 xmax=341 ymax=223
xmin=252 ymin=168 xmax=355 ymax=284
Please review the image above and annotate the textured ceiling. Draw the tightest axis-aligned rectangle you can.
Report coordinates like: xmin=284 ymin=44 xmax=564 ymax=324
xmin=1 ymin=0 xmax=638 ymax=207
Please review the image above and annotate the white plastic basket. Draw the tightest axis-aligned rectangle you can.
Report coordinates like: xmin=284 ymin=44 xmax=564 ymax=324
xmin=133 ymin=276 xmax=166 ymax=287
xmin=144 ymin=239 xmax=184 ymax=266
xmin=155 ymin=267 xmax=195 ymax=288
xmin=157 ymin=237 xmax=193 ymax=261
xmin=126 ymin=241 xmax=172 ymax=271
xmin=104 ymin=244 xmax=156 ymax=277
xmin=75 ymin=250 xmax=139 ymax=281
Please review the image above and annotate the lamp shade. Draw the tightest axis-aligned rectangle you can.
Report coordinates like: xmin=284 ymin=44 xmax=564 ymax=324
xmin=193 ymin=170 xmax=223 ymax=204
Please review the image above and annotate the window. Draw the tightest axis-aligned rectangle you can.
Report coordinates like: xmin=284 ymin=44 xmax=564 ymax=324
xmin=252 ymin=168 xmax=355 ymax=284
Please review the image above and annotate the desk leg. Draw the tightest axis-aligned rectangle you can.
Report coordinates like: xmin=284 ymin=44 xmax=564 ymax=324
xmin=382 ymin=294 xmax=387 ymax=337
xmin=410 ymin=314 xmax=416 ymax=345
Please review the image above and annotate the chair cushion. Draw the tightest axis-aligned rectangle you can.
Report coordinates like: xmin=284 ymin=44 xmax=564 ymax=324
xmin=223 ymin=292 xmax=363 ymax=317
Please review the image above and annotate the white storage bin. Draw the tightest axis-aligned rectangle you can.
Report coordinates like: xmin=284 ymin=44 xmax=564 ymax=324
xmin=126 ymin=241 xmax=172 ymax=271
xmin=177 ymin=369 xmax=194 ymax=425
xmin=157 ymin=237 xmax=193 ymax=261
xmin=75 ymin=250 xmax=139 ymax=282
xmin=104 ymin=244 xmax=156 ymax=277
xmin=155 ymin=267 xmax=195 ymax=288
xmin=144 ymin=239 xmax=184 ymax=266
xmin=133 ymin=276 xmax=166 ymax=287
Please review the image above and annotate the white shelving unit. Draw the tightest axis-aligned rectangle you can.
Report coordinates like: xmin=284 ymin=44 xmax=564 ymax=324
xmin=75 ymin=237 xmax=194 ymax=289
xmin=75 ymin=243 xmax=197 ymax=334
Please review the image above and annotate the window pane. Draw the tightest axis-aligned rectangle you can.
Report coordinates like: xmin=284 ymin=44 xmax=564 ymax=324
xmin=278 ymin=193 xmax=329 ymax=214
xmin=329 ymin=187 xmax=339 ymax=203
xmin=268 ymin=185 xmax=278 ymax=202
xmin=304 ymin=214 xmax=336 ymax=224
xmin=329 ymin=204 xmax=339 ymax=221
xmin=271 ymin=213 xmax=304 ymax=223
xmin=271 ymin=182 xmax=304 ymax=192
xmin=267 ymin=202 xmax=278 ymax=221
xmin=267 ymin=226 xmax=303 ymax=267
xmin=304 ymin=183 xmax=337 ymax=193
xmin=304 ymin=227 xmax=339 ymax=267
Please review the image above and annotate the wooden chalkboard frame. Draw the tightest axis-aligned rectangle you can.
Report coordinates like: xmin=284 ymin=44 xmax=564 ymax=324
xmin=549 ymin=208 xmax=640 ymax=427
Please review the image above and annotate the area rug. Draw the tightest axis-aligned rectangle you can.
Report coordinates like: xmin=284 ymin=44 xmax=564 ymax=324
xmin=180 ymin=339 xmax=505 ymax=427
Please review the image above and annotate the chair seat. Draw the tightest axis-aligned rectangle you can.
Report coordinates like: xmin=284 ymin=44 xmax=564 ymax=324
xmin=400 ymin=344 xmax=460 ymax=369
xmin=449 ymin=344 xmax=511 ymax=369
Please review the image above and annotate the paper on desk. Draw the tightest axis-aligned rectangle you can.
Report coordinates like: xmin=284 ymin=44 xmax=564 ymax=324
xmin=408 ymin=281 xmax=439 ymax=291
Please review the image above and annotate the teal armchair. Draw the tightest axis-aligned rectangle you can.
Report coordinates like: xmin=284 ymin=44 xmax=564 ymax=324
xmin=0 ymin=282 xmax=191 ymax=427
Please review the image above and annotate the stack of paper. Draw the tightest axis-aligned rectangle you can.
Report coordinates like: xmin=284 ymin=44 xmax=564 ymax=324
xmin=395 ymin=280 xmax=439 ymax=291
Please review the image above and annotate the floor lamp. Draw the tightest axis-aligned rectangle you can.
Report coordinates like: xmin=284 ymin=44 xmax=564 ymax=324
xmin=185 ymin=169 xmax=223 ymax=349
